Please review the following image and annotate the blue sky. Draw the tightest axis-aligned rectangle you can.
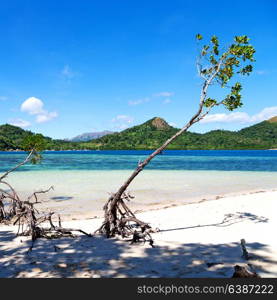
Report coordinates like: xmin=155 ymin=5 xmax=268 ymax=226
xmin=0 ymin=0 xmax=276 ymax=139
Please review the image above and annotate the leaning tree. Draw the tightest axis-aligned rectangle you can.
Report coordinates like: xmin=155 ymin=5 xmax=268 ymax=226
xmin=96 ymin=34 xmax=256 ymax=242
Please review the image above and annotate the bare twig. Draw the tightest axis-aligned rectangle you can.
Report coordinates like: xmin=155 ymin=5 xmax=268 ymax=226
xmin=0 ymin=151 xmax=91 ymax=252
xmin=27 ymin=186 xmax=54 ymax=203
xmin=0 ymin=149 xmax=34 ymax=181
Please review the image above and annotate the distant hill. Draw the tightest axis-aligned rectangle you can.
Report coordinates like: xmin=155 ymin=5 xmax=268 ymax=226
xmin=81 ymin=116 xmax=277 ymax=150
xmin=0 ymin=124 xmax=79 ymax=151
xmin=0 ymin=124 xmax=30 ymax=150
xmin=69 ymin=131 xmax=114 ymax=142
xmin=1 ymin=116 xmax=277 ymax=150
xmin=81 ymin=117 xmax=180 ymax=149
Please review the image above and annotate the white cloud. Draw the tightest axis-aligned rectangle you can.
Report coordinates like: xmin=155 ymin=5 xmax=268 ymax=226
xmin=169 ymin=122 xmax=177 ymax=127
xmin=111 ymin=115 xmax=134 ymax=130
xmin=163 ymin=98 xmax=172 ymax=104
xmin=200 ymin=112 xmax=250 ymax=124
xmin=153 ymin=92 xmax=174 ymax=97
xmin=128 ymin=97 xmax=150 ymax=106
xmin=20 ymin=97 xmax=58 ymax=124
xmin=36 ymin=111 xmax=58 ymax=123
xmin=9 ymin=118 xmax=31 ymax=128
xmin=251 ymin=106 xmax=277 ymax=122
xmin=21 ymin=97 xmax=44 ymax=115
xmin=200 ymin=106 xmax=277 ymax=124
xmin=61 ymin=65 xmax=75 ymax=79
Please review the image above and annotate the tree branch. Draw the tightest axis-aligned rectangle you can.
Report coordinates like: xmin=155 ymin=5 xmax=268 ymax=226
xmin=0 ymin=149 xmax=34 ymax=181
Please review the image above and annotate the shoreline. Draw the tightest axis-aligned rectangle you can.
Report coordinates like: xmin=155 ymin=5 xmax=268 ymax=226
xmin=61 ymin=187 xmax=277 ymax=221
xmin=3 ymin=169 xmax=277 ymax=221
xmin=0 ymin=188 xmax=276 ymax=278
xmin=1 ymin=149 xmax=276 ymax=152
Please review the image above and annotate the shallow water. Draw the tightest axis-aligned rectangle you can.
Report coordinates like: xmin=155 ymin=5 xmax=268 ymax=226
xmin=1 ymin=150 xmax=276 ymax=217
xmin=4 ymin=169 xmax=277 ymax=218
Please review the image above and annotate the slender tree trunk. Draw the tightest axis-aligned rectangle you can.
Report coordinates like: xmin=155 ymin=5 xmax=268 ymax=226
xmin=97 ymin=100 xmax=208 ymax=238
xmin=97 ymin=62 xmax=222 ymax=239
xmin=111 ymin=112 xmax=202 ymax=206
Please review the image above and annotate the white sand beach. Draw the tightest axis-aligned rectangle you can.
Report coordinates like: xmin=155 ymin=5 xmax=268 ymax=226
xmin=0 ymin=189 xmax=276 ymax=278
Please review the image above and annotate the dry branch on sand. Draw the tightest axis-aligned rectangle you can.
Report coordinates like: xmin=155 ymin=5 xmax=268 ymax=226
xmin=231 ymin=239 xmax=261 ymax=278
xmin=0 ymin=143 xmax=91 ymax=252
xmin=232 ymin=265 xmax=260 ymax=278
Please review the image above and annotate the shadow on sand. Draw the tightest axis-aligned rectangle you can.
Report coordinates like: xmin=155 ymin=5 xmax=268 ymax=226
xmin=0 ymin=211 xmax=275 ymax=278
xmin=159 ymin=211 xmax=269 ymax=233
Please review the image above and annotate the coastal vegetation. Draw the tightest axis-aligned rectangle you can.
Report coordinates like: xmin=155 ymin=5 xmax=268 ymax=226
xmin=0 ymin=124 xmax=80 ymax=151
xmin=1 ymin=116 xmax=277 ymax=151
xmin=83 ymin=116 xmax=277 ymax=150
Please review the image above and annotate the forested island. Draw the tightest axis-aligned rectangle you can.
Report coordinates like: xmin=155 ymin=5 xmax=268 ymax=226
xmin=0 ymin=116 xmax=277 ymax=151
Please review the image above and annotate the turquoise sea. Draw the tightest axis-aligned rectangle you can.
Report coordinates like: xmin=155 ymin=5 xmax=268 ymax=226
xmin=0 ymin=150 xmax=277 ymax=172
xmin=0 ymin=150 xmax=276 ymax=217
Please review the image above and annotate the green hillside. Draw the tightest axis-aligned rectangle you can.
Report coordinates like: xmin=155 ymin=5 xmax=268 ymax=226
xmin=0 ymin=124 xmax=81 ymax=151
xmin=0 ymin=124 xmax=31 ymax=150
xmin=82 ymin=117 xmax=277 ymax=150
xmin=238 ymin=120 xmax=277 ymax=148
xmin=1 ymin=116 xmax=277 ymax=151
xmin=81 ymin=117 xmax=182 ymax=150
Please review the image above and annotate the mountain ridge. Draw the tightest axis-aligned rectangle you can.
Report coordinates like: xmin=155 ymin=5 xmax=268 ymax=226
xmin=81 ymin=116 xmax=277 ymax=150
xmin=69 ymin=130 xmax=114 ymax=142
xmin=0 ymin=116 xmax=277 ymax=150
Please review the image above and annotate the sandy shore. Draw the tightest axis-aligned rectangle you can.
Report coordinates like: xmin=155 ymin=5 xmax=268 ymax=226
xmin=5 ymin=170 xmax=277 ymax=219
xmin=0 ymin=190 xmax=276 ymax=278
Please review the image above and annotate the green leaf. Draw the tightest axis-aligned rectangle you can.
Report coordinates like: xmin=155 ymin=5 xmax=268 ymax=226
xmin=234 ymin=35 xmax=249 ymax=44
xmin=211 ymin=35 xmax=219 ymax=46
xmin=204 ymin=98 xmax=217 ymax=108
xmin=196 ymin=33 xmax=203 ymax=40
xmin=22 ymin=134 xmax=46 ymax=152
xmin=213 ymin=45 xmax=219 ymax=55
xmin=195 ymin=34 xmax=255 ymax=114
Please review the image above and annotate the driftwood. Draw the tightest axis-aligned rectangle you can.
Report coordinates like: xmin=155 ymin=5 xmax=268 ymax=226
xmin=1 ymin=185 xmax=91 ymax=252
xmin=240 ymin=238 xmax=251 ymax=260
xmin=232 ymin=265 xmax=260 ymax=278
xmin=231 ymin=238 xmax=261 ymax=278
xmin=0 ymin=150 xmax=91 ymax=252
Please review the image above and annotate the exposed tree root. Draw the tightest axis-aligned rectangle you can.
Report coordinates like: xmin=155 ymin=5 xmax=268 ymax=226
xmin=95 ymin=192 xmax=157 ymax=247
xmin=1 ymin=174 xmax=91 ymax=252
xmin=13 ymin=204 xmax=92 ymax=252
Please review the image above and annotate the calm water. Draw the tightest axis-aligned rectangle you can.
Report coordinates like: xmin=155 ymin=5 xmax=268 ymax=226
xmin=1 ymin=150 xmax=276 ymax=216
xmin=0 ymin=150 xmax=277 ymax=172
